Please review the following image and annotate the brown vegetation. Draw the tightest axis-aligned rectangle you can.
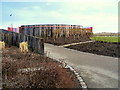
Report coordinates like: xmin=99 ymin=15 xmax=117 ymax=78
xmin=2 ymin=46 xmax=81 ymax=88
xmin=66 ymin=41 xmax=119 ymax=57
xmin=45 ymin=35 xmax=90 ymax=45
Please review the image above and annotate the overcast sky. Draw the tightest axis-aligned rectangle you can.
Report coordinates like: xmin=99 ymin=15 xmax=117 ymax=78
xmin=0 ymin=0 xmax=119 ymax=33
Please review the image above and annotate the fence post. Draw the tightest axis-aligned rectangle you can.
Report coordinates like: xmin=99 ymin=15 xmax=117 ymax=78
xmin=0 ymin=29 xmax=44 ymax=55
xmin=40 ymin=38 xmax=44 ymax=55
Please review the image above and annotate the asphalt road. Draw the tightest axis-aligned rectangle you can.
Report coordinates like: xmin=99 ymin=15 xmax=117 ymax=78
xmin=45 ymin=43 xmax=118 ymax=88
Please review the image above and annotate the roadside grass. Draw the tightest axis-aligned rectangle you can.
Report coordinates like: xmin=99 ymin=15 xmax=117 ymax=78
xmin=90 ymin=36 xmax=120 ymax=42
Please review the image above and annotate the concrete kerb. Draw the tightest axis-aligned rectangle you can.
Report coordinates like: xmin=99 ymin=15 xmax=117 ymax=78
xmin=17 ymin=58 xmax=88 ymax=89
xmin=55 ymin=58 xmax=88 ymax=89
xmin=18 ymin=51 xmax=88 ymax=89
xmin=59 ymin=40 xmax=95 ymax=47
xmin=44 ymin=51 xmax=88 ymax=89
xmin=64 ymin=47 xmax=118 ymax=60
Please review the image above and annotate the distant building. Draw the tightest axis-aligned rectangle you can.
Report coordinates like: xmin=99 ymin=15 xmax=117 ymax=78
xmin=19 ymin=24 xmax=93 ymax=38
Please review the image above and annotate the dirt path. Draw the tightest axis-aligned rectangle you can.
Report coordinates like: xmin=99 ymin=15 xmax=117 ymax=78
xmin=45 ymin=43 xmax=118 ymax=88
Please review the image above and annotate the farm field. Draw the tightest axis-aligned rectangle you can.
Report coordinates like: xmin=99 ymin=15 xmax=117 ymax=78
xmin=2 ymin=46 xmax=81 ymax=88
xmin=90 ymin=36 xmax=119 ymax=43
xmin=65 ymin=41 xmax=119 ymax=58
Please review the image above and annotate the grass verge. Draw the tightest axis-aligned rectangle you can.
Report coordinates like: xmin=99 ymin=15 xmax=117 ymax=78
xmin=90 ymin=36 xmax=119 ymax=42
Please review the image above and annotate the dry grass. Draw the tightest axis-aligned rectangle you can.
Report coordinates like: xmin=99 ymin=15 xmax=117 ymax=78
xmin=2 ymin=61 xmax=74 ymax=88
xmin=45 ymin=35 xmax=90 ymax=45
xmin=2 ymin=46 xmax=81 ymax=88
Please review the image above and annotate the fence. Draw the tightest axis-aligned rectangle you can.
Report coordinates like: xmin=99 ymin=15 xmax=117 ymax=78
xmin=0 ymin=29 xmax=44 ymax=55
xmin=20 ymin=25 xmax=44 ymax=37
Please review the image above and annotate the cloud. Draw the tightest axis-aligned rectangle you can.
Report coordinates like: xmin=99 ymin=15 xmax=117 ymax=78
xmin=1 ymin=0 xmax=119 ymax=2
xmin=32 ymin=6 xmax=41 ymax=9
xmin=2 ymin=0 xmax=118 ymax=33
xmin=46 ymin=2 xmax=51 ymax=5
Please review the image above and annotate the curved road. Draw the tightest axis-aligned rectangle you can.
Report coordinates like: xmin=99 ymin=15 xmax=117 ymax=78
xmin=45 ymin=43 xmax=118 ymax=88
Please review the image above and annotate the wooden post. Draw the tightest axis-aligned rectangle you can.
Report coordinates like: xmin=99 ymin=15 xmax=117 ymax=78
xmin=40 ymin=38 xmax=44 ymax=55
xmin=0 ymin=29 xmax=44 ymax=55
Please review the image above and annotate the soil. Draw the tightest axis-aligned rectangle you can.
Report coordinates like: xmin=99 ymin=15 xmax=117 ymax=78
xmin=2 ymin=46 xmax=82 ymax=89
xmin=65 ymin=41 xmax=119 ymax=58
xmin=45 ymin=35 xmax=90 ymax=45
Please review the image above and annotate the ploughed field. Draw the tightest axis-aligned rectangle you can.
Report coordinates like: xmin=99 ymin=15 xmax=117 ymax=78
xmin=45 ymin=35 xmax=90 ymax=45
xmin=65 ymin=41 xmax=119 ymax=58
xmin=2 ymin=46 xmax=81 ymax=88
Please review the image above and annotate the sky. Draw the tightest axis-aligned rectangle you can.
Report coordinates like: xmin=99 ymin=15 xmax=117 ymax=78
xmin=0 ymin=0 xmax=119 ymax=33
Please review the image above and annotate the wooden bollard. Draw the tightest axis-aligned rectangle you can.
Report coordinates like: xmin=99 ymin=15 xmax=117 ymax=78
xmin=0 ymin=41 xmax=5 ymax=50
xmin=19 ymin=42 xmax=28 ymax=53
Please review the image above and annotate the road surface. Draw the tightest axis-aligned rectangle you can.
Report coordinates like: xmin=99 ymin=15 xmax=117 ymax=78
xmin=45 ymin=43 xmax=118 ymax=88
